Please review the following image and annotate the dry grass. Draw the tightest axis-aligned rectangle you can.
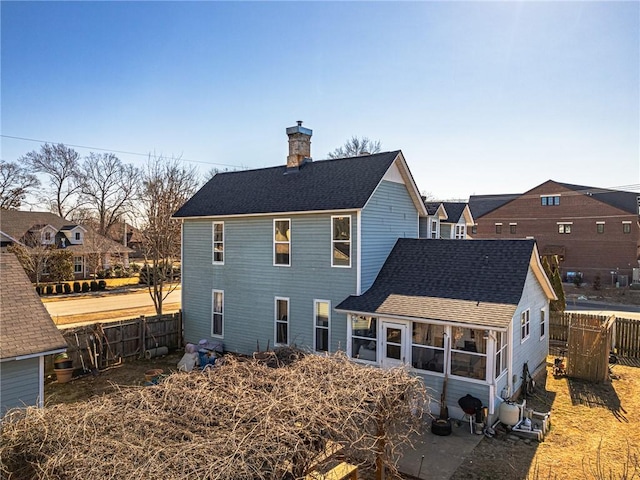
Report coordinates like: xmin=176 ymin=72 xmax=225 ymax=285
xmin=1 ymin=351 xmax=428 ymax=480
xmin=451 ymin=359 xmax=640 ymax=480
xmin=51 ymin=302 xmax=181 ymax=326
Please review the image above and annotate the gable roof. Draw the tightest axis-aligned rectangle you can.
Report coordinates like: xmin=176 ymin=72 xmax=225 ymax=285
xmin=469 ymin=180 xmax=640 ymax=219
xmin=0 ymin=253 xmax=67 ymax=360
xmin=0 ymin=209 xmax=132 ymax=253
xmin=553 ymin=181 xmax=639 ymax=214
xmin=468 ymin=193 xmax=520 ymax=218
xmin=174 ymin=151 xmax=426 ymax=218
xmin=441 ymin=202 xmax=471 ymax=224
xmin=336 ymin=238 xmax=552 ymax=329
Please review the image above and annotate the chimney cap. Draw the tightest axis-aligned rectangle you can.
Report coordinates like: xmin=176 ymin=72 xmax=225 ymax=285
xmin=286 ymin=121 xmax=312 ymax=136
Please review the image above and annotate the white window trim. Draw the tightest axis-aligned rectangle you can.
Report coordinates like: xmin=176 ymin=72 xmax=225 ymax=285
xmin=212 ymin=221 xmax=225 ymax=265
xmin=495 ymin=331 xmax=508 ymax=380
xmin=449 ymin=327 xmax=489 ymax=383
xmin=410 ymin=321 xmax=446 ymax=377
xmin=454 ymin=224 xmax=466 ymax=239
xmin=348 ymin=314 xmax=379 ymax=364
xmin=331 ymin=215 xmax=351 ymax=268
xmin=273 ymin=219 xmax=291 ymax=267
xmin=521 ymin=309 xmax=531 ymax=343
xmin=211 ymin=289 xmax=224 ymax=338
xmin=557 ymin=222 xmax=573 ymax=234
xmin=274 ymin=296 xmax=290 ymax=346
xmin=313 ymin=299 xmax=331 ymax=353
xmin=539 ymin=308 xmax=546 ymax=341
xmin=73 ymin=256 xmax=84 ymax=275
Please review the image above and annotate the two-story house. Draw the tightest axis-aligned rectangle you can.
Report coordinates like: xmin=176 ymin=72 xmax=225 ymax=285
xmin=469 ymin=181 xmax=640 ymax=284
xmin=173 ymin=122 xmax=426 ymax=355
xmin=175 ymin=123 xmax=557 ymax=423
xmin=420 ymin=201 xmax=474 ymax=239
xmin=0 ymin=209 xmax=132 ymax=280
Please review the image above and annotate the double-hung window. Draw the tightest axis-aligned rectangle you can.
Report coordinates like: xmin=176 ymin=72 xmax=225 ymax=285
xmin=411 ymin=323 xmax=445 ymax=373
xmin=332 ymin=216 xmax=351 ymax=267
xmin=275 ymin=297 xmax=289 ymax=345
xmin=540 ymin=309 xmax=546 ymax=339
xmin=212 ymin=290 xmax=224 ymax=337
xmin=510 ymin=223 xmax=517 ymax=234
xmin=454 ymin=224 xmax=466 ymax=239
xmin=274 ymin=219 xmax=291 ymax=266
xmin=596 ymin=222 xmax=605 ymax=234
xmin=495 ymin=331 xmax=508 ymax=379
xmin=431 ymin=220 xmax=438 ymax=239
xmin=314 ymin=300 xmax=330 ymax=352
xmin=212 ymin=222 xmax=224 ymax=264
xmin=73 ymin=256 xmax=83 ymax=274
xmin=623 ymin=222 xmax=631 ymax=234
xmin=495 ymin=223 xmax=502 ymax=234
xmin=521 ymin=309 xmax=530 ymax=342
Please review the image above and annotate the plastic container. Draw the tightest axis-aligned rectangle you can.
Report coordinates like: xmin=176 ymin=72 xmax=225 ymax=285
xmin=499 ymin=401 xmax=520 ymax=426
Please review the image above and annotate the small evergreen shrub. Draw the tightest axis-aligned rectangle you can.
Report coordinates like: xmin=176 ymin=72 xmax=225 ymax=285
xmin=63 ymin=283 xmax=72 ymax=294
xmin=592 ymin=275 xmax=601 ymax=291
xmin=81 ymin=282 xmax=90 ymax=292
xmin=46 ymin=285 xmax=54 ymax=295
xmin=90 ymin=280 xmax=98 ymax=291
xmin=55 ymin=284 xmax=63 ymax=294
xmin=98 ymin=280 xmax=107 ymax=290
xmin=73 ymin=282 xmax=81 ymax=293
xmin=35 ymin=285 xmax=42 ymax=295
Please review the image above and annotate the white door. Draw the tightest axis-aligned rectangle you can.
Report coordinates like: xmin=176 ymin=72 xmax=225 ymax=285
xmin=381 ymin=321 xmax=409 ymax=368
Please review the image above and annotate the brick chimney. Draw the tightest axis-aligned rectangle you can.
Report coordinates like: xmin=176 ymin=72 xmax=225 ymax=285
xmin=286 ymin=121 xmax=312 ymax=169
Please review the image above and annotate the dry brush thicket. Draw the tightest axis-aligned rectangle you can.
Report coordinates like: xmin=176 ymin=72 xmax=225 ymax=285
xmin=0 ymin=351 xmax=428 ymax=480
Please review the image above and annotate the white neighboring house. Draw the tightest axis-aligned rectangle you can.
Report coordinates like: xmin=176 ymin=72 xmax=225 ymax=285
xmin=0 ymin=209 xmax=133 ymax=280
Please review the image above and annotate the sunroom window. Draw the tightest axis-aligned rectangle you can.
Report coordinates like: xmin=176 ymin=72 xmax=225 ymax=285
xmin=351 ymin=315 xmax=377 ymax=362
xmin=450 ymin=326 xmax=487 ymax=380
xmin=411 ymin=323 xmax=445 ymax=373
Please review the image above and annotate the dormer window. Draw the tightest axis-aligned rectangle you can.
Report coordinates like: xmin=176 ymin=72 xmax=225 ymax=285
xmin=75 ymin=232 xmax=81 ymax=241
xmin=44 ymin=232 xmax=51 ymax=241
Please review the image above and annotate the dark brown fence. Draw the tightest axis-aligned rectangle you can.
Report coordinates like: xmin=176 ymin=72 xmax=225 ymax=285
xmin=550 ymin=312 xmax=640 ymax=359
xmin=48 ymin=312 xmax=182 ymax=373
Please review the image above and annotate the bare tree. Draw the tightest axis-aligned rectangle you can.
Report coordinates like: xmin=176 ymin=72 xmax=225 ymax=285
xmin=80 ymin=152 xmax=139 ymax=236
xmin=7 ymin=240 xmax=52 ymax=285
xmin=20 ymin=143 xmax=83 ymax=218
xmin=327 ymin=136 xmax=382 ymax=159
xmin=0 ymin=160 xmax=40 ymax=210
xmin=138 ymin=155 xmax=199 ymax=315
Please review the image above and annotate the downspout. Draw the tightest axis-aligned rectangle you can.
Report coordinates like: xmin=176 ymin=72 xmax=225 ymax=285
xmin=356 ymin=210 xmax=362 ymax=295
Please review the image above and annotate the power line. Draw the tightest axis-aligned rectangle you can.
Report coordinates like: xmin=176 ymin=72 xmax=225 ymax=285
xmin=1 ymin=134 xmax=243 ymax=169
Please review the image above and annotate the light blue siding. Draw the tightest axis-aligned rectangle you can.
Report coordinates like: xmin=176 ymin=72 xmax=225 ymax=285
xmin=418 ymin=217 xmax=430 ymax=238
xmin=182 ymin=213 xmax=358 ymax=355
xmin=361 ymin=180 xmax=419 ymax=292
xmin=1 ymin=358 xmax=40 ymax=416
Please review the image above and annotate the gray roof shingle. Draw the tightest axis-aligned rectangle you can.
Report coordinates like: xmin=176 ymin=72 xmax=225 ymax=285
xmin=173 ymin=151 xmax=401 ymax=217
xmin=0 ymin=253 xmax=67 ymax=360
xmin=336 ymin=238 xmax=537 ymax=328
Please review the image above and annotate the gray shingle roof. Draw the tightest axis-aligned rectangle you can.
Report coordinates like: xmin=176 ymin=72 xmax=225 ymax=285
xmin=0 ymin=253 xmax=67 ymax=360
xmin=441 ymin=202 xmax=467 ymax=223
xmin=469 ymin=180 xmax=639 ymax=219
xmin=336 ymin=238 xmax=537 ymax=328
xmin=0 ymin=209 xmax=131 ymax=253
xmin=173 ymin=151 xmax=401 ymax=218
xmin=468 ymin=194 xmax=520 ymax=218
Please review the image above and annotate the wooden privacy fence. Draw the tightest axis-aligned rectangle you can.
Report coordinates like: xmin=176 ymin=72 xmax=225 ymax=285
xmin=566 ymin=315 xmax=615 ymax=383
xmin=550 ymin=312 xmax=640 ymax=359
xmin=49 ymin=312 xmax=182 ymax=373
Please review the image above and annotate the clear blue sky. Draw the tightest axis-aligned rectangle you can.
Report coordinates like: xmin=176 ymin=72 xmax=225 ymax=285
xmin=2 ymin=1 xmax=638 ymax=200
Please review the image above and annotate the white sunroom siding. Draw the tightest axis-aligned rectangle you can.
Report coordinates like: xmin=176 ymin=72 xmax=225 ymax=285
xmin=360 ymin=180 xmax=420 ymax=293
xmin=181 ymin=213 xmax=358 ymax=355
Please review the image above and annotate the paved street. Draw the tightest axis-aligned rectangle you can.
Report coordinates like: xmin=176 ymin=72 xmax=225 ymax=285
xmin=43 ymin=287 xmax=181 ymax=318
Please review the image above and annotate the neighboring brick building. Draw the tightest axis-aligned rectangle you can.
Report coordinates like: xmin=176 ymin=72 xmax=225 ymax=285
xmin=469 ymin=180 xmax=640 ymax=285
